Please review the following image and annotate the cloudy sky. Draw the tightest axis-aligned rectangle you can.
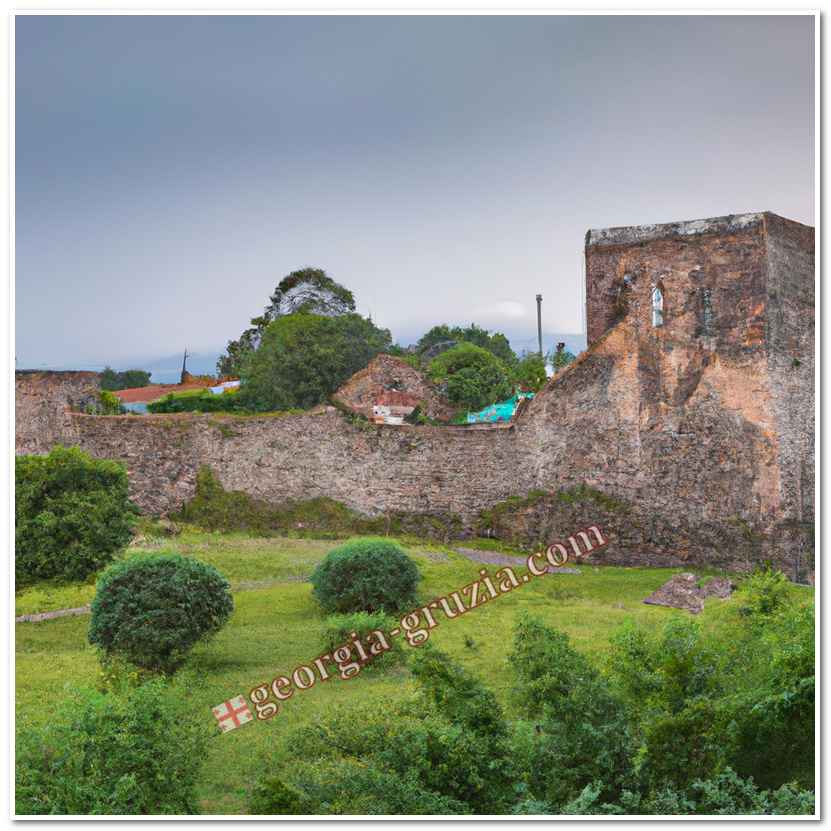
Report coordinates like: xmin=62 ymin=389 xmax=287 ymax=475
xmin=15 ymin=14 xmax=815 ymax=375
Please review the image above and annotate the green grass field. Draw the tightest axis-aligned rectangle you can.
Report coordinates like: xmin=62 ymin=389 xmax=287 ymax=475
xmin=15 ymin=529 xmax=813 ymax=814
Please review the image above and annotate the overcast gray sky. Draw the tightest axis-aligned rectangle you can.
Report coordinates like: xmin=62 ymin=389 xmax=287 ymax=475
xmin=15 ymin=14 xmax=815 ymax=374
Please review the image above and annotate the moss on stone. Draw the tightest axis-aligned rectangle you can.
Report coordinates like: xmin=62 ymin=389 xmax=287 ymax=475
xmin=210 ymin=420 xmax=242 ymax=440
xmin=554 ymin=484 xmax=629 ymax=513
xmin=476 ymin=484 xmax=629 ymax=538
xmin=173 ymin=465 xmax=466 ymax=542
xmin=477 ymin=489 xmax=550 ymax=531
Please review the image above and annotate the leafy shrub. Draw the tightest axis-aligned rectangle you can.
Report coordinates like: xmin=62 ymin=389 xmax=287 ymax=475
xmin=549 ymin=771 xmax=814 ymax=817
xmin=275 ymin=650 xmax=515 ymax=813
xmin=511 ymin=798 xmax=554 ymax=815
xmin=509 ymin=613 xmax=635 ymax=810
xmin=310 ymin=537 xmax=419 ymax=614
xmin=322 ymin=611 xmax=405 ymax=673
xmin=85 ymin=389 xmax=125 ymax=415
xmin=16 ymin=680 xmax=206 ymax=815
xmin=640 ymin=700 xmax=724 ymax=790
xmin=175 ymin=467 xmax=465 ymax=543
xmin=765 ymin=783 xmax=816 ymax=815
xmin=249 ymin=776 xmax=310 ymax=815
xmin=690 ymin=768 xmax=814 ymax=816
xmin=513 ymin=352 xmax=548 ymax=392
xmin=416 ymin=323 xmax=516 ymax=365
xmin=725 ymin=603 xmax=814 ymax=789
xmin=174 ymin=466 xmax=362 ymax=535
xmin=410 ymin=645 xmax=510 ymax=741
xmin=275 ymin=758 xmax=470 ymax=815
xmin=15 ymin=446 xmax=136 ymax=583
xmin=737 ymin=566 xmax=790 ymax=621
xmin=427 ymin=342 xmax=513 ymax=411
xmin=88 ymin=553 xmax=233 ymax=673
xmin=607 ymin=617 xmax=721 ymax=720
xmin=549 ymin=346 xmax=576 ymax=372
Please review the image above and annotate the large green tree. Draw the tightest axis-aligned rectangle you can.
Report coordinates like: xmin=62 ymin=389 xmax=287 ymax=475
xmin=218 ymin=268 xmax=355 ymax=376
xmin=513 ymin=352 xmax=548 ymax=392
xmin=240 ymin=312 xmax=391 ymax=411
xmin=416 ymin=323 xmax=516 ymax=365
xmin=427 ymin=342 xmax=513 ymax=412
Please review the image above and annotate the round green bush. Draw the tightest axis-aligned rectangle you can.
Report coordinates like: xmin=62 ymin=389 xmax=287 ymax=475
xmin=427 ymin=342 xmax=513 ymax=411
xmin=88 ymin=553 xmax=234 ymax=673
xmin=310 ymin=537 xmax=420 ymax=614
xmin=15 ymin=445 xmax=137 ymax=583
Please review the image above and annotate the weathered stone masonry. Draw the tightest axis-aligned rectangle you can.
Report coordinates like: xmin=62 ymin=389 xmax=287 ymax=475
xmin=16 ymin=212 xmax=814 ymax=576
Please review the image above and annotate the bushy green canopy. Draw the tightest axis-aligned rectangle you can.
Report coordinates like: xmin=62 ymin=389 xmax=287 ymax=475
xmin=514 ymin=352 xmax=548 ymax=392
xmin=239 ymin=312 xmax=391 ymax=411
xmin=427 ymin=342 xmax=513 ymax=411
xmin=15 ymin=446 xmax=136 ymax=583
xmin=217 ymin=267 xmax=356 ymax=377
xmin=99 ymin=367 xmax=151 ymax=391
xmin=247 ymin=598 xmax=814 ymax=816
xmin=310 ymin=537 xmax=420 ymax=614
xmin=88 ymin=553 xmax=234 ymax=673
xmin=416 ymin=323 xmax=516 ymax=365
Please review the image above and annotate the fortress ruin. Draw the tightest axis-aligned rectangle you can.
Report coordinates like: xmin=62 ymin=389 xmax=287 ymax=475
xmin=16 ymin=212 xmax=815 ymax=577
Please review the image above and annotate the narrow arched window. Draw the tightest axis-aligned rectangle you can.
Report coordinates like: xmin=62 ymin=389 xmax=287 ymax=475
xmin=651 ymin=284 xmax=664 ymax=327
xmin=701 ymin=288 xmax=713 ymax=335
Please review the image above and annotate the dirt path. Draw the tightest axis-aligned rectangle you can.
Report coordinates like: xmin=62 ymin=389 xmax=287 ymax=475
xmin=15 ymin=605 xmax=91 ymax=623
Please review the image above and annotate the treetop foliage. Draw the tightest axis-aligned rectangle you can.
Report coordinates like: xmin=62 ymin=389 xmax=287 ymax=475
xmin=427 ymin=341 xmax=513 ymax=411
xmin=514 ymin=352 xmax=548 ymax=392
xmin=100 ymin=367 xmax=152 ymax=391
xmin=16 ymin=680 xmax=206 ymax=815
xmin=239 ymin=312 xmax=391 ymax=411
xmin=416 ymin=323 xmax=516 ymax=365
xmin=217 ymin=267 xmax=355 ymax=376
xmin=267 ymin=268 xmax=356 ymax=318
xmin=548 ymin=346 xmax=577 ymax=372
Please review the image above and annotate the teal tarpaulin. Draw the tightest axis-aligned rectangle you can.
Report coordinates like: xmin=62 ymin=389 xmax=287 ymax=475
xmin=466 ymin=392 xmax=534 ymax=424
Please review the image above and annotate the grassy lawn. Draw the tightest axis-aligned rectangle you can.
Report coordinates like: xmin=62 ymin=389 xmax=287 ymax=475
xmin=15 ymin=529 xmax=813 ymax=814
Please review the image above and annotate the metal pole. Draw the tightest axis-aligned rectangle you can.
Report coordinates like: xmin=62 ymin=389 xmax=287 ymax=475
xmin=536 ymin=295 xmax=543 ymax=357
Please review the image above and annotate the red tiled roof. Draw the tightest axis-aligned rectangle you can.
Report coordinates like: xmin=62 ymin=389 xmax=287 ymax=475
xmin=113 ymin=382 xmax=212 ymax=403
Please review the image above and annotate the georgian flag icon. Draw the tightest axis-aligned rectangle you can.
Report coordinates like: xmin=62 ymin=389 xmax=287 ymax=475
xmin=212 ymin=695 xmax=254 ymax=733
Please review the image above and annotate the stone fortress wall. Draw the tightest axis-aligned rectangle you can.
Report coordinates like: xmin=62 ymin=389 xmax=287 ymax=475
xmin=16 ymin=213 xmax=815 ymax=577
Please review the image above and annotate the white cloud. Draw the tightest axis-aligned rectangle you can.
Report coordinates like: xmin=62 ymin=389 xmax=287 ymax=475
xmin=471 ymin=300 xmax=529 ymax=321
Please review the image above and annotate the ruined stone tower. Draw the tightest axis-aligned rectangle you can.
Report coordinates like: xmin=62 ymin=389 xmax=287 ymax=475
xmin=564 ymin=212 xmax=814 ymax=574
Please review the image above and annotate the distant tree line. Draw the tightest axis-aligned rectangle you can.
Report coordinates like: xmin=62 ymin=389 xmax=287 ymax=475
xmin=100 ymin=367 xmax=152 ymax=391
xmin=210 ymin=268 xmax=577 ymax=416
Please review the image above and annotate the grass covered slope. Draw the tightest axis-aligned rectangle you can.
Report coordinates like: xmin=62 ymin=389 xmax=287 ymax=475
xmin=15 ymin=529 xmax=813 ymax=814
